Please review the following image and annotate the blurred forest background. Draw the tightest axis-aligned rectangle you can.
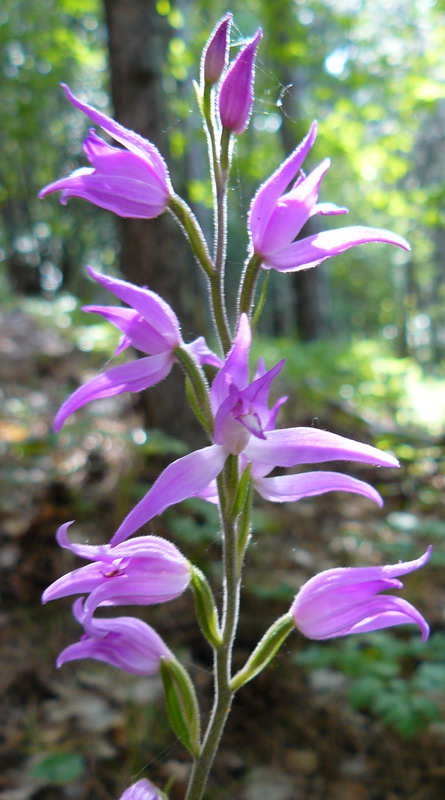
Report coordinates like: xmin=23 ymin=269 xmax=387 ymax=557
xmin=1 ymin=0 xmax=445 ymax=799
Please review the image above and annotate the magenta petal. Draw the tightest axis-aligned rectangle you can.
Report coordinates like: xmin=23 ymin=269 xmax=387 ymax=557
xmin=291 ymin=548 xmax=431 ymax=641
xmin=263 ymin=225 xmax=411 ymax=271
xmin=254 ymin=471 xmax=383 ymax=506
xmin=60 ymin=84 xmax=171 ymax=185
xmin=86 ymin=266 xmax=181 ymax=346
xmin=110 ymin=444 xmax=227 ymax=545
xmin=185 ymin=336 xmax=223 ymax=368
xmin=259 ymin=159 xmax=330 ymax=255
xmin=44 ymin=173 xmax=168 ymax=218
xmin=53 ymin=353 xmax=174 ymax=432
xmin=82 ymin=306 xmax=171 ymax=355
xmin=248 ymin=122 xmax=318 ymax=250
xmin=81 ymin=571 xmax=191 ymax=627
xmin=345 ymin=596 xmax=430 ymax=641
xmin=244 ymin=427 xmax=399 ymax=468
xmin=218 ymin=29 xmax=262 ymax=134
xmin=201 ymin=12 xmax=232 ymax=84
xmin=57 ymin=611 xmax=170 ymax=675
xmin=211 ymin=314 xmax=251 ymax=411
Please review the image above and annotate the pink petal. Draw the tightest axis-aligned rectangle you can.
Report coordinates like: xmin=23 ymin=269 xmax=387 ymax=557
xmin=248 ymin=122 xmax=318 ymax=250
xmin=201 ymin=12 xmax=232 ymax=84
xmin=82 ymin=306 xmax=171 ymax=355
xmin=218 ymin=30 xmax=262 ymax=134
xmin=60 ymin=84 xmax=171 ymax=188
xmin=262 ymin=225 xmax=411 ymax=271
xmin=210 ymin=313 xmax=251 ymax=411
xmin=259 ymin=159 xmax=330 ymax=254
xmin=254 ymin=471 xmax=383 ymax=506
xmin=53 ymin=353 xmax=174 ymax=432
xmin=110 ymin=445 xmax=227 ymax=545
xmin=86 ymin=267 xmax=181 ymax=346
xmin=244 ymin=427 xmax=399 ymax=468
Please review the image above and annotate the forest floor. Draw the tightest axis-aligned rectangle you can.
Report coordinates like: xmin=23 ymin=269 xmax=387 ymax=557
xmin=1 ymin=302 xmax=445 ymax=800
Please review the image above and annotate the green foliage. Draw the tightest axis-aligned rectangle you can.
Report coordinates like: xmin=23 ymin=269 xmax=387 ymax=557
xmin=295 ymin=631 xmax=445 ymax=738
xmin=254 ymin=334 xmax=445 ymax=434
xmin=30 ymin=751 xmax=86 ymax=783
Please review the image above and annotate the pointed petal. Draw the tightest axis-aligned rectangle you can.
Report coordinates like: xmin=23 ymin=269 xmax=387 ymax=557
xmin=211 ymin=313 xmax=251 ymax=411
xmin=110 ymin=445 xmax=227 ymax=545
xmin=244 ymin=427 xmax=399 ymax=468
xmin=185 ymin=336 xmax=223 ymax=368
xmin=42 ymin=563 xmax=109 ymax=603
xmin=82 ymin=306 xmax=171 ymax=355
xmin=53 ymin=353 xmax=173 ymax=432
xmin=83 ymin=130 xmax=167 ymax=195
xmin=260 ymin=159 xmax=330 ymax=254
xmin=254 ymin=471 xmax=383 ymax=506
xmin=296 ymin=548 xmax=432 ymax=595
xmin=44 ymin=173 xmax=168 ymax=218
xmin=241 ymin=358 xmax=285 ymax=408
xmin=194 ymin=480 xmax=219 ymax=504
xmin=57 ymin=614 xmax=170 ymax=675
xmin=86 ymin=266 xmax=181 ymax=347
xmin=81 ymin=571 xmax=190 ymax=626
xmin=60 ymin=84 xmax=171 ymax=188
xmin=248 ymin=122 xmax=318 ymax=250
xmin=344 ymin=596 xmax=430 ymax=641
xmin=263 ymin=225 xmax=411 ymax=271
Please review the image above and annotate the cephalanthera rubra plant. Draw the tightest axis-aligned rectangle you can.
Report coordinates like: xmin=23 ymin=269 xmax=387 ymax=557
xmin=40 ymin=14 xmax=430 ymax=800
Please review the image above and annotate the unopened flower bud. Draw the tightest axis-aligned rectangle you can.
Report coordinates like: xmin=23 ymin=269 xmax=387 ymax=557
xmin=201 ymin=12 xmax=232 ymax=85
xmin=219 ymin=29 xmax=262 ymax=135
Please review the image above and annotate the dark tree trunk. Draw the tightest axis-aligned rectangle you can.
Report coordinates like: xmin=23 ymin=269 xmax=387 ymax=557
xmin=102 ymin=0 xmax=204 ymax=441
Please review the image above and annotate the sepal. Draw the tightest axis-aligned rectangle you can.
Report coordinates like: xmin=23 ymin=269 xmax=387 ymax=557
xmin=160 ymin=656 xmax=201 ymax=757
xmin=190 ymin=566 xmax=222 ymax=649
xmin=230 ymin=613 xmax=294 ymax=690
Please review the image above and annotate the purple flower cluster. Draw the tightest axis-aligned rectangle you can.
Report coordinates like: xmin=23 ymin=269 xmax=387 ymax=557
xmin=39 ymin=16 xmax=430 ymax=763
xmin=43 ymin=522 xmax=190 ymax=675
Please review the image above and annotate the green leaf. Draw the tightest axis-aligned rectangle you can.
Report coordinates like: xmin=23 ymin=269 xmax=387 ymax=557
xmin=160 ymin=657 xmax=201 ymax=757
xmin=190 ymin=565 xmax=222 ymax=649
xmin=30 ymin=752 xmax=86 ymax=784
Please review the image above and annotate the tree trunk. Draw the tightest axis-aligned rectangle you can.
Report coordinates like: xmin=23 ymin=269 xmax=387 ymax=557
xmin=102 ymin=0 xmax=205 ymax=442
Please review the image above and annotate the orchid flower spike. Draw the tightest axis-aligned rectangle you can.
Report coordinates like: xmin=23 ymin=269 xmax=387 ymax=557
xmin=42 ymin=522 xmax=191 ymax=629
xmin=53 ymin=266 xmax=221 ymax=432
xmin=57 ymin=598 xmax=172 ymax=675
xmin=248 ymin=121 xmax=411 ymax=272
xmin=219 ymin=29 xmax=262 ymax=134
xmin=291 ymin=548 xmax=432 ymax=641
xmin=39 ymin=84 xmax=172 ymax=218
xmin=118 ymin=779 xmax=162 ymax=800
xmin=110 ymin=315 xmax=398 ymax=546
xmin=201 ymin=12 xmax=232 ymax=85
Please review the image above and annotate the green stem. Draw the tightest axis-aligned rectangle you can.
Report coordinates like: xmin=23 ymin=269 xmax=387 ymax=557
xmin=238 ymin=254 xmax=262 ymax=318
xmin=202 ymin=91 xmax=231 ymax=354
xmin=184 ymin=462 xmax=243 ymax=800
xmin=174 ymin=346 xmax=213 ymax=434
xmin=168 ymin=194 xmax=214 ymax=278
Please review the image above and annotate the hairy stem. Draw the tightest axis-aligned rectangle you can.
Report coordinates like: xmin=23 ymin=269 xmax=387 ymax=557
xmin=238 ymin=254 xmax=262 ymax=318
xmin=185 ymin=463 xmax=243 ymax=800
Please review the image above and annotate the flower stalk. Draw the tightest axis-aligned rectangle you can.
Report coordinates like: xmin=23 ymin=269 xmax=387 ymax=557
xmin=38 ymin=15 xmax=431 ymax=800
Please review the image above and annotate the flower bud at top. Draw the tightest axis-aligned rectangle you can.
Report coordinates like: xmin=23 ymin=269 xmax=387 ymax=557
xmin=218 ymin=29 xmax=262 ymax=135
xmin=201 ymin=12 xmax=232 ymax=85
